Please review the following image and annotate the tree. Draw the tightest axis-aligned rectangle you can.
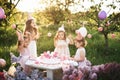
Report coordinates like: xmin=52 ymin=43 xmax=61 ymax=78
xmin=84 ymin=0 xmax=120 ymax=53
xmin=0 ymin=0 xmax=20 ymax=28
xmin=43 ymin=6 xmax=67 ymax=24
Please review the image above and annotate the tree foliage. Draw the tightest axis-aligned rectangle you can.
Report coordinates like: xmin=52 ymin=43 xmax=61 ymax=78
xmin=0 ymin=0 xmax=20 ymax=27
xmin=43 ymin=6 xmax=71 ymax=24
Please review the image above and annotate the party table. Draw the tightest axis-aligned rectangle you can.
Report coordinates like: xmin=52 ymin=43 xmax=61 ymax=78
xmin=25 ymin=58 xmax=78 ymax=80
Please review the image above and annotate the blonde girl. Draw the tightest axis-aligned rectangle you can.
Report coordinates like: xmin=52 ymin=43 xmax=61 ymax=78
xmin=17 ymin=31 xmax=32 ymax=72
xmin=54 ymin=25 xmax=70 ymax=59
xmin=70 ymin=26 xmax=88 ymax=69
xmin=24 ymin=18 xmax=39 ymax=57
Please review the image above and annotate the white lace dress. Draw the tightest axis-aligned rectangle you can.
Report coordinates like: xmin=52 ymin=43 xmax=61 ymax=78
xmin=74 ymin=47 xmax=87 ymax=69
xmin=28 ymin=40 xmax=37 ymax=57
xmin=19 ymin=48 xmax=30 ymax=69
xmin=54 ymin=39 xmax=70 ymax=58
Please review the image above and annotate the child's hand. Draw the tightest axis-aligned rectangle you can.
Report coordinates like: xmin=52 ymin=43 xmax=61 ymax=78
xmin=16 ymin=30 xmax=23 ymax=41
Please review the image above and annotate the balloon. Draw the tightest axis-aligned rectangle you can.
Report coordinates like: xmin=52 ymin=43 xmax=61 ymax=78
xmin=98 ymin=10 xmax=107 ymax=20
xmin=0 ymin=7 xmax=5 ymax=19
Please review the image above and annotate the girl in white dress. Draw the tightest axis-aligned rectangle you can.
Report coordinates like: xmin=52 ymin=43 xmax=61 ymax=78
xmin=24 ymin=18 xmax=39 ymax=58
xmin=16 ymin=30 xmax=31 ymax=74
xmin=17 ymin=31 xmax=32 ymax=73
xmin=71 ymin=26 xmax=88 ymax=69
xmin=73 ymin=38 xmax=87 ymax=69
xmin=54 ymin=25 xmax=70 ymax=59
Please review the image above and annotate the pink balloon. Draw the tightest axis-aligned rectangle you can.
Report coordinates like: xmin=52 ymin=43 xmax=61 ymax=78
xmin=0 ymin=7 xmax=5 ymax=19
xmin=98 ymin=10 xmax=107 ymax=20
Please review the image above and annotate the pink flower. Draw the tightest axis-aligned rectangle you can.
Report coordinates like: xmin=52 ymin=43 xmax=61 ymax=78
xmin=98 ymin=27 xmax=103 ymax=32
xmin=111 ymin=33 xmax=115 ymax=38
xmin=87 ymin=34 xmax=92 ymax=38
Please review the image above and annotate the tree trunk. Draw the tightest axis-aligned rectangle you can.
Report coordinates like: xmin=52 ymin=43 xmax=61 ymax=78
xmin=103 ymin=33 xmax=109 ymax=54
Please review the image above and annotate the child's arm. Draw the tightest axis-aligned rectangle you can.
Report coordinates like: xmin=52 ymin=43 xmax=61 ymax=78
xmin=34 ymin=32 xmax=39 ymax=40
xmin=54 ymin=40 xmax=57 ymax=47
xmin=16 ymin=30 xmax=24 ymax=41
xmin=67 ymin=34 xmax=74 ymax=45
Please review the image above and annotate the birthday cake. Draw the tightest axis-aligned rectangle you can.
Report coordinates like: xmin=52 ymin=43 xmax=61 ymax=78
xmin=35 ymin=51 xmax=61 ymax=65
xmin=39 ymin=58 xmax=61 ymax=65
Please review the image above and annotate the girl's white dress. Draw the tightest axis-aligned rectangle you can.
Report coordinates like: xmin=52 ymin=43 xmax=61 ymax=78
xmin=28 ymin=40 xmax=37 ymax=57
xmin=19 ymin=48 xmax=30 ymax=69
xmin=74 ymin=47 xmax=87 ymax=69
xmin=54 ymin=39 xmax=70 ymax=58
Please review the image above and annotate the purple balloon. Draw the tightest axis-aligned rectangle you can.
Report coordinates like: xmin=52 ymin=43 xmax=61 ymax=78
xmin=98 ymin=10 xmax=107 ymax=20
xmin=0 ymin=7 xmax=5 ymax=19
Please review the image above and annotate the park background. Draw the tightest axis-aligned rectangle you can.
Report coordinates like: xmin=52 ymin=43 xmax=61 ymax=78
xmin=0 ymin=0 xmax=120 ymax=79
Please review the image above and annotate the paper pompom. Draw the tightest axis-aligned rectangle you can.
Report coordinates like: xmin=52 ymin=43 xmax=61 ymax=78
xmin=0 ymin=58 xmax=6 ymax=67
xmin=87 ymin=34 xmax=92 ymax=38
xmin=98 ymin=27 xmax=103 ymax=32
xmin=111 ymin=33 xmax=115 ymax=38
xmin=47 ymin=32 xmax=52 ymax=37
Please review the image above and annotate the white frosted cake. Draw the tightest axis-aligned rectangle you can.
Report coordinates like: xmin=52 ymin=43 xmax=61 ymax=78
xmin=39 ymin=58 xmax=61 ymax=65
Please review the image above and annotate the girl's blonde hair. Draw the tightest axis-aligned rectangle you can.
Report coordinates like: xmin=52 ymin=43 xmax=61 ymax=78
xmin=74 ymin=37 xmax=86 ymax=47
xmin=17 ymin=32 xmax=31 ymax=52
xmin=24 ymin=19 xmax=38 ymax=40
xmin=54 ymin=31 xmax=66 ymax=41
